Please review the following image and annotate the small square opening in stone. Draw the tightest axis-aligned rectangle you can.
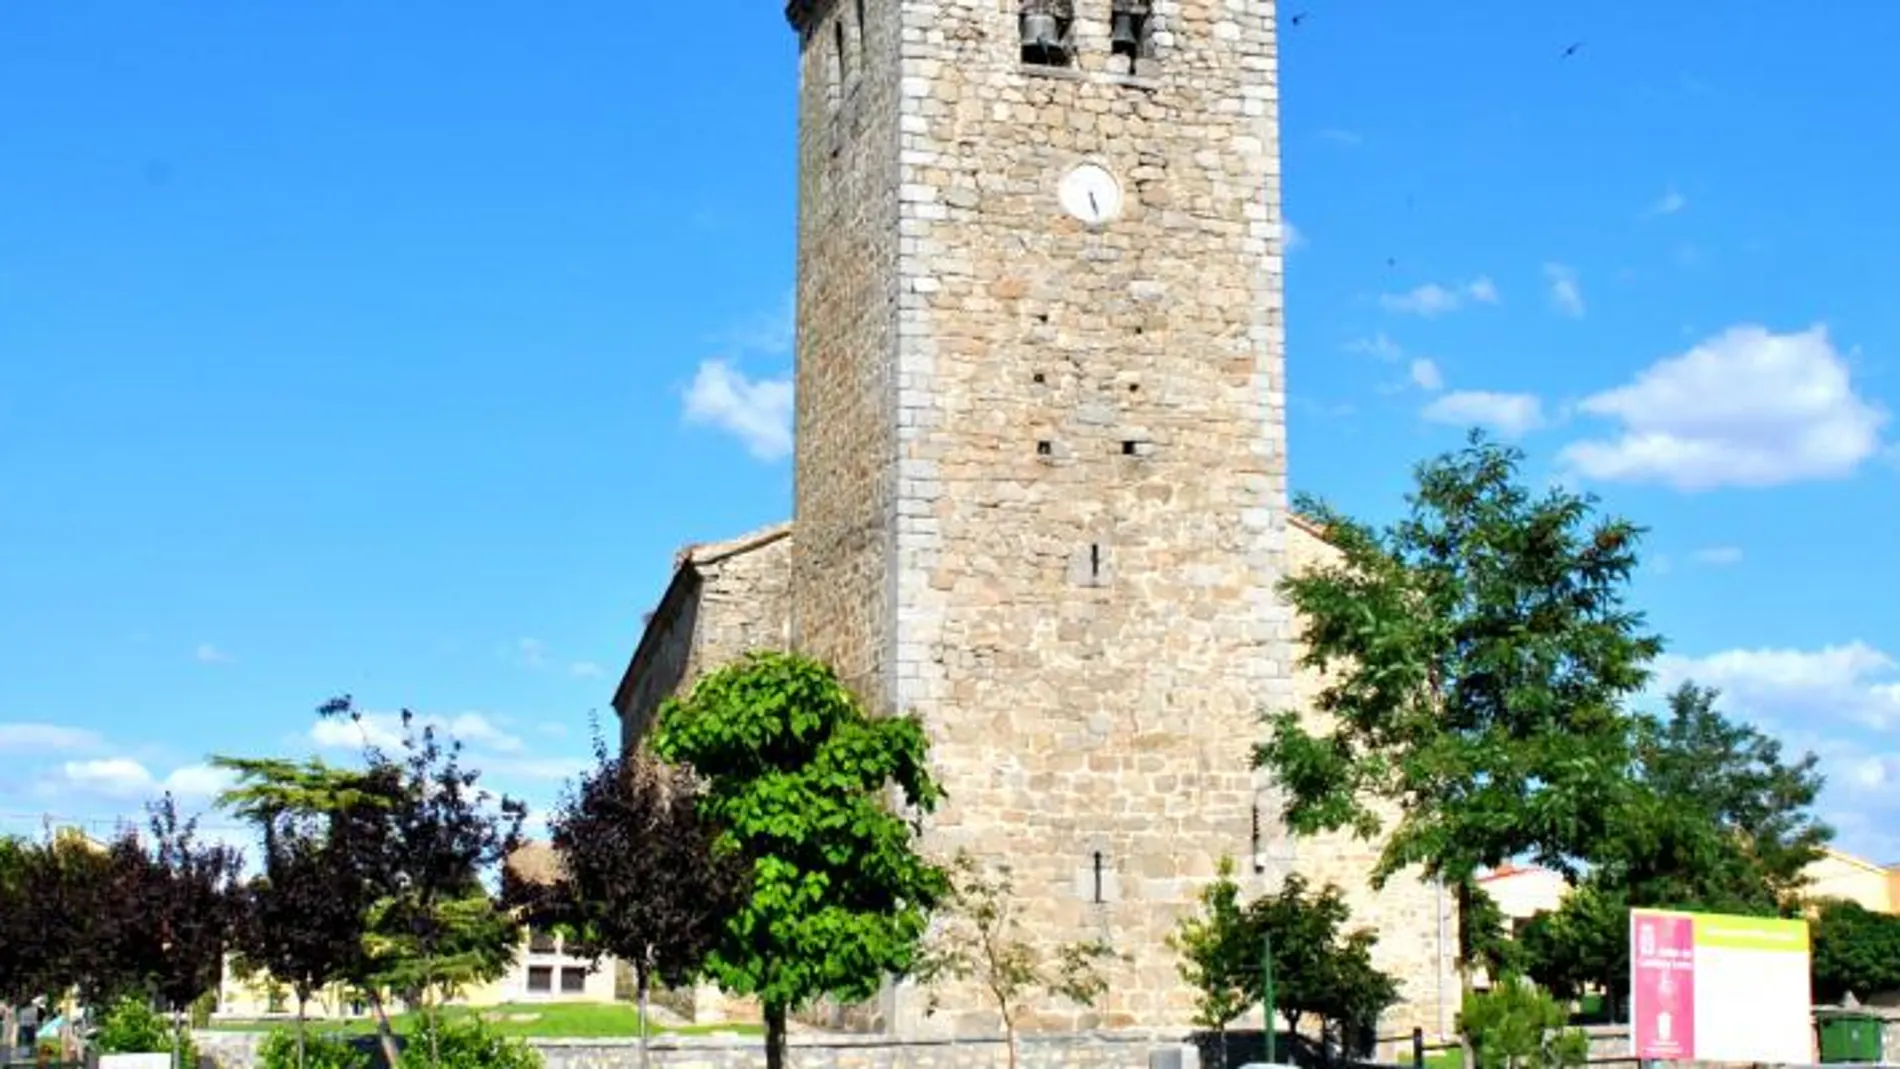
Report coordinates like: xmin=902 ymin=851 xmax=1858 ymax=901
xmin=1033 ymin=372 xmax=1046 ymax=384
xmin=1037 ymin=440 xmax=1053 ymax=456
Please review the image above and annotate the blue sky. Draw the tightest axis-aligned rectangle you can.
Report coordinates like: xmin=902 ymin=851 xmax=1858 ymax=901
xmin=2 ymin=3 xmax=1896 ymax=863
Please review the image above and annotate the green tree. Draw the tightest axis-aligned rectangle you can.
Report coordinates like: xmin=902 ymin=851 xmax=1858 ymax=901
xmin=1252 ymin=432 xmax=1661 ymax=973
xmin=331 ymin=699 xmax=525 ymax=1069
xmin=1250 ymin=873 xmax=1401 ymax=1053
xmin=1519 ymin=682 xmax=1829 ymax=1013
xmin=652 ymin=651 xmax=949 ymax=1069
xmin=1811 ymin=899 xmax=1900 ymax=1004
xmin=1458 ymin=979 xmax=1587 ymax=1069
xmin=1458 ymin=880 xmax=1522 ymax=982
xmin=215 ymin=756 xmax=398 ymax=1069
xmin=1167 ymin=857 xmax=1257 ymax=1069
xmin=914 ymin=851 xmax=1117 ymax=1069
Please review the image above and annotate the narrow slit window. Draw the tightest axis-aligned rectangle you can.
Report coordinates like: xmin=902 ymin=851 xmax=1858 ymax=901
xmin=855 ymin=0 xmax=867 ymax=52
xmin=1091 ymin=851 xmax=1105 ymax=903
xmin=835 ymin=19 xmax=849 ymax=81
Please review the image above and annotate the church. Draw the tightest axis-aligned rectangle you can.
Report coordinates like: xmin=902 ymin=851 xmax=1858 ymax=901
xmin=612 ymin=0 xmax=1459 ymax=1043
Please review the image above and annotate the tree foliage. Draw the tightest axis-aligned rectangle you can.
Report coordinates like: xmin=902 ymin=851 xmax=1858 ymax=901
xmin=1167 ymin=856 xmax=1257 ymax=1056
xmin=1459 ymin=979 xmax=1588 ymax=1069
xmin=219 ymin=758 xmax=394 ymax=1017
xmin=506 ymin=728 xmax=743 ymax=1069
xmin=914 ymin=851 xmax=1117 ymax=1069
xmin=317 ymin=696 xmax=526 ymax=1069
xmin=216 ymin=697 xmax=526 ymax=1069
xmin=1519 ymin=682 xmax=1830 ymax=1011
xmin=1811 ymin=899 xmax=1900 ymax=1005
xmin=1169 ymin=860 xmax=1400 ymax=1062
xmin=1253 ymin=433 xmax=1660 ymax=898
xmin=217 ymin=753 xmax=405 ymax=1069
xmin=118 ymin=795 xmax=247 ymax=1013
xmin=1252 ymin=873 xmax=1401 ymax=1048
xmin=652 ymin=651 xmax=949 ymax=1069
xmin=1457 ymin=880 xmax=1522 ymax=982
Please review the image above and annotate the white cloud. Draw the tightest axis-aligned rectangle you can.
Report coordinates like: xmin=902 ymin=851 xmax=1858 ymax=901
xmin=308 ymin=711 xmax=524 ymax=755
xmin=1283 ymin=221 xmax=1304 ymax=252
xmin=1559 ymin=324 xmax=1888 ymax=490
xmin=683 ymin=359 xmax=794 ymax=461
xmin=1408 ymin=358 xmax=1444 ymax=393
xmin=1646 ymin=189 xmax=1687 ymax=217
xmin=1646 ymin=643 xmax=1900 ymax=859
xmin=1652 ymin=642 xmax=1900 ymax=732
xmin=568 ymin=661 xmax=605 ymax=680
xmin=1346 ymin=332 xmax=1404 ymax=363
xmin=1379 ymin=277 xmax=1500 ymax=317
xmin=1689 ymin=545 xmax=1744 ymax=567
xmin=162 ymin=764 xmax=238 ymax=799
xmin=517 ymin=637 xmax=548 ymax=670
xmin=194 ymin=643 xmax=233 ymax=665
xmin=1544 ymin=263 xmax=1585 ymax=318
xmin=482 ymin=756 xmax=592 ymax=783
xmin=1421 ymin=390 xmax=1545 ymax=438
xmin=51 ymin=759 xmax=233 ymax=802
xmin=0 ymin=722 xmax=102 ymax=754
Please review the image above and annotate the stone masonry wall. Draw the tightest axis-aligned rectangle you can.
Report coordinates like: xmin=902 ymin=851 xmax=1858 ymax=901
xmin=194 ymin=1030 xmax=1209 ymax=1069
xmin=787 ymin=0 xmax=904 ymax=711
xmin=684 ymin=527 xmax=796 ymax=686
xmin=1282 ymin=521 xmax=1459 ymax=1039
xmin=881 ymin=0 xmax=1300 ymax=1036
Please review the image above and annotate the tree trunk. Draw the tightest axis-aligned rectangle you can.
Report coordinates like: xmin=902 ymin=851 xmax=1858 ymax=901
xmin=295 ymin=991 xmax=308 ymax=1069
xmin=636 ymin=968 xmax=651 ymax=1069
xmin=368 ymin=991 xmax=402 ymax=1069
xmin=1002 ymin=1011 xmax=1019 ymax=1069
xmin=764 ymin=1001 xmax=788 ymax=1069
xmin=1212 ymin=1025 xmax=1226 ymax=1069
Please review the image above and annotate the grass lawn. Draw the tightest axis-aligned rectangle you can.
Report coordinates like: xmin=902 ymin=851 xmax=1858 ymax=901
xmin=205 ymin=1002 xmax=763 ymax=1040
xmin=1420 ymin=1048 xmax=1463 ymax=1069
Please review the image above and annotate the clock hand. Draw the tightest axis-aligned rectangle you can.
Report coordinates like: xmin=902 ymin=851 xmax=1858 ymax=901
xmin=1088 ymin=190 xmax=1099 ymax=216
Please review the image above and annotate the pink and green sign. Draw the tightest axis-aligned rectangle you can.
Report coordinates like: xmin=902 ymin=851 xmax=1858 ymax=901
xmin=1629 ymin=908 xmax=1812 ymax=1065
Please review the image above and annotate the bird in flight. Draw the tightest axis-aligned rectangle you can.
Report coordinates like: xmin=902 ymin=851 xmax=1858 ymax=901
xmin=1290 ymin=11 xmax=1307 ymax=26
xmin=1561 ymin=41 xmax=1584 ymax=58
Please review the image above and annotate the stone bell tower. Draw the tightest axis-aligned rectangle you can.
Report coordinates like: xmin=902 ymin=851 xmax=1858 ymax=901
xmin=784 ymin=0 xmax=1293 ymax=1032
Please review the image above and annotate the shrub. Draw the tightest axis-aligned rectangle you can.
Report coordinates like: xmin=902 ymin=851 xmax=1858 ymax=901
xmin=400 ymin=1017 xmax=541 ymax=1069
xmin=258 ymin=1028 xmax=371 ymax=1069
xmin=94 ymin=996 xmax=194 ymax=1062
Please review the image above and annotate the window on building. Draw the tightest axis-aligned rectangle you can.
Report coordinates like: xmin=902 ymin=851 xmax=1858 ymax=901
xmin=1020 ymin=0 xmax=1073 ymax=67
xmin=828 ymin=18 xmax=847 ymax=109
xmin=527 ymin=966 xmax=554 ymax=994
xmin=1109 ymin=1 xmax=1152 ymax=73
xmin=855 ymin=0 xmax=866 ymax=52
xmin=561 ymin=967 xmax=588 ymax=994
xmin=528 ymin=926 xmax=557 ymax=954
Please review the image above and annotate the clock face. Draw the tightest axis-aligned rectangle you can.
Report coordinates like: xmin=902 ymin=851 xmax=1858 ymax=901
xmin=1058 ymin=163 xmax=1123 ymax=225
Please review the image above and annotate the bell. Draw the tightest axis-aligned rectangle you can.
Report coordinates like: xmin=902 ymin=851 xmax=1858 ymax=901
xmin=1110 ymin=10 xmax=1141 ymax=52
xmin=1021 ymin=12 xmax=1062 ymax=57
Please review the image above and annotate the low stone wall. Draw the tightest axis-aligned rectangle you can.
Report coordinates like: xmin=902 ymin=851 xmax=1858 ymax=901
xmin=194 ymin=1029 xmax=1205 ymax=1069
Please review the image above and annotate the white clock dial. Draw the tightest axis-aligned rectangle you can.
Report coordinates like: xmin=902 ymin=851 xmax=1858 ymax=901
xmin=1058 ymin=163 xmax=1123 ymax=225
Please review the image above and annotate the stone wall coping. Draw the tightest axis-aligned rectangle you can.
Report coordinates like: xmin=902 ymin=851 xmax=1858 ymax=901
xmin=202 ymin=1029 xmax=1194 ymax=1052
